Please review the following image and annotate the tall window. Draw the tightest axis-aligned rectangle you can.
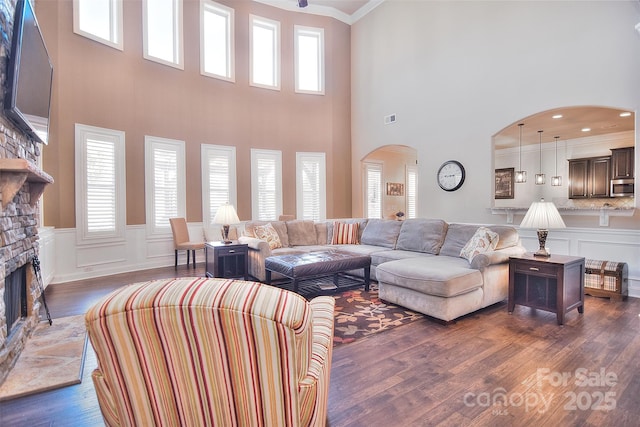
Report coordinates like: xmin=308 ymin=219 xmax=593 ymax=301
xmin=406 ymin=165 xmax=418 ymax=219
xmin=201 ymin=144 xmax=236 ymax=226
xmin=75 ymin=124 xmax=126 ymax=244
xmin=143 ymin=0 xmax=184 ymax=69
xmin=145 ymin=136 xmax=186 ymax=236
xmin=294 ymin=26 xmax=324 ymax=94
xmin=251 ymin=149 xmax=282 ymax=220
xmin=296 ymin=152 xmax=326 ymax=220
xmin=250 ymin=15 xmax=280 ymax=90
xmin=363 ymin=162 xmax=382 ymax=219
xmin=73 ymin=0 xmax=123 ymax=50
xmin=201 ymin=0 xmax=234 ymax=82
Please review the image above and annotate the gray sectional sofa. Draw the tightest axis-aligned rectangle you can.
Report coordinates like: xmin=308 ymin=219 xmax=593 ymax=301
xmin=237 ymin=218 xmax=525 ymax=322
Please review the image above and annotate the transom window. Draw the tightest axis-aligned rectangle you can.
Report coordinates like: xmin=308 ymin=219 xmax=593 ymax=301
xmin=294 ymin=26 xmax=324 ymax=94
xmin=250 ymin=15 xmax=280 ymax=90
xmin=143 ymin=0 xmax=184 ymax=69
xmin=73 ymin=0 xmax=123 ymax=50
xmin=201 ymin=0 xmax=234 ymax=81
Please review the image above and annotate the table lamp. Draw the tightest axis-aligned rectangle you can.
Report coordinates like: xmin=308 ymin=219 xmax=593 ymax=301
xmin=213 ymin=203 xmax=240 ymax=244
xmin=520 ymin=198 xmax=566 ymax=257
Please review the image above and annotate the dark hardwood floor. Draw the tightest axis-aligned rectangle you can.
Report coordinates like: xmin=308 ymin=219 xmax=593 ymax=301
xmin=1 ymin=264 xmax=639 ymax=426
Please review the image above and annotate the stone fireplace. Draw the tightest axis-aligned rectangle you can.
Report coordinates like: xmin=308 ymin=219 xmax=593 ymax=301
xmin=0 ymin=0 xmax=54 ymax=385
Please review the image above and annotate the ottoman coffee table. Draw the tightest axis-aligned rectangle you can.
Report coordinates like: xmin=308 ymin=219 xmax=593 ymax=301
xmin=265 ymin=250 xmax=371 ymax=294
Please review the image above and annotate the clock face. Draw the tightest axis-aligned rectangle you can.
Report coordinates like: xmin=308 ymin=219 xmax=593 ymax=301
xmin=437 ymin=160 xmax=465 ymax=191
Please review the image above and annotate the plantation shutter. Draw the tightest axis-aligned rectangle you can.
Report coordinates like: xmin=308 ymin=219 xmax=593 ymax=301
xmin=406 ymin=165 xmax=418 ymax=219
xmin=251 ymin=149 xmax=282 ymax=221
xmin=86 ymin=139 xmax=116 ymax=232
xmin=296 ymin=152 xmax=326 ymax=221
xmin=153 ymin=147 xmax=178 ymax=228
xmin=365 ymin=162 xmax=382 ymax=219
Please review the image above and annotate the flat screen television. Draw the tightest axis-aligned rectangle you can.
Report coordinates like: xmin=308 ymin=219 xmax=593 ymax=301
xmin=4 ymin=0 xmax=53 ymax=145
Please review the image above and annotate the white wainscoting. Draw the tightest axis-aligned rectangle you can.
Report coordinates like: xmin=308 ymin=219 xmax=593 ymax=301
xmin=517 ymin=227 xmax=640 ymax=298
xmin=50 ymin=223 xmax=206 ymax=284
xmin=47 ymin=224 xmax=640 ymax=299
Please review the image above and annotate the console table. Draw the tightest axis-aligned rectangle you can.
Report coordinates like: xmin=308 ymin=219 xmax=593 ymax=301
xmin=205 ymin=241 xmax=249 ymax=280
xmin=508 ymin=254 xmax=585 ymax=325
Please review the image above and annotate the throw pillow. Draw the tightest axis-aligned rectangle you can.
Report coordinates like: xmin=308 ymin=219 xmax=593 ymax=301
xmin=254 ymin=223 xmax=283 ymax=250
xmin=459 ymin=227 xmax=499 ymax=263
xmin=331 ymin=221 xmax=360 ymax=245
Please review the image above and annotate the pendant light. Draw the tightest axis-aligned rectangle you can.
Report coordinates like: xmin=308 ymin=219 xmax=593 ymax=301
xmin=535 ymin=130 xmax=545 ymax=185
xmin=515 ymin=123 xmax=527 ymax=183
xmin=551 ymin=136 xmax=562 ymax=186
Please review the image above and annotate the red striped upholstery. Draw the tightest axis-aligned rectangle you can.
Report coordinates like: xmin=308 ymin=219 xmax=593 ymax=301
xmin=85 ymin=277 xmax=335 ymax=426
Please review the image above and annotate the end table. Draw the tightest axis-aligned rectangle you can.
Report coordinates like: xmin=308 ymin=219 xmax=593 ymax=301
xmin=508 ymin=253 xmax=585 ymax=325
xmin=205 ymin=241 xmax=249 ymax=280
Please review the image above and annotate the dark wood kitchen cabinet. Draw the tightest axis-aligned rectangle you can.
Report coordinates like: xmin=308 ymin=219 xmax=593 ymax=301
xmin=610 ymin=147 xmax=634 ymax=179
xmin=568 ymin=156 xmax=610 ymax=199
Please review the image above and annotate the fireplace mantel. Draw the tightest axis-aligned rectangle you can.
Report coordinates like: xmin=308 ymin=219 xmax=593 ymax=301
xmin=0 ymin=158 xmax=54 ymax=208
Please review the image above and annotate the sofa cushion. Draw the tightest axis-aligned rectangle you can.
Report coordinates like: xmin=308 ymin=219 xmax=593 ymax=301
xmin=396 ymin=218 xmax=448 ymax=254
xmin=360 ymin=219 xmax=403 ymax=248
xmin=487 ymin=225 xmax=520 ymax=250
xmin=331 ymin=222 xmax=360 ymax=244
xmin=244 ymin=221 xmax=289 ymax=248
xmin=315 ymin=222 xmax=328 ymax=245
xmin=460 ymin=227 xmax=499 ymax=262
xmin=286 ymin=220 xmax=317 ymax=246
xmin=254 ymin=223 xmax=283 ymax=250
xmin=370 ymin=249 xmax=434 ymax=267
xmin=327 ymin=218 xmax=368 ymax=243
xmin=376 ymin=257 xmax=483 ymax=298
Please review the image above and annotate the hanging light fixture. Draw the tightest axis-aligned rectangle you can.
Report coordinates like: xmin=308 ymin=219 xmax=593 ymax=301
xmin=515 ymin=123 xmax=527 ymax=183
xmin=551 ymin=136 xmax=562 ymax=186
xmin=535 ymin=130 xmax=545 ymax=185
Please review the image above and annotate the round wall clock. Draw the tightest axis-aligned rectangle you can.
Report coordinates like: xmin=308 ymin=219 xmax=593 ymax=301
xmin=437 ymin=160 xmax=466 ymax=191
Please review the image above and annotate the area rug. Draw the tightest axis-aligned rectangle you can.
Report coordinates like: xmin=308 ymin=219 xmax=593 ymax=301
xmin=0 ymin=315 xmax=87 ymax=401
xmin=332 ymin=284 xmax=423 ymax=346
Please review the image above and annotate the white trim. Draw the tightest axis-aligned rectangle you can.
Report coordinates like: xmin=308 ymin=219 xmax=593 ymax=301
xmin=200 ymin=0 xmax=235 ymax=82
xmin=142 ymin=0 xmax=185 ymax=70
xmin=253 ymin=0 xmax=385 ymax=25
xmin=294 ymin=25 xmax=325 ymax=95
xmin=73 ymin=0 xmax=124 ymax=51
xmin=250 ymin=148 xmax=283 ymax=220
xmin=201 ymin=144 xmax=237 ymax=227
xmin=249 ymin=14 xmax=281 ymax=91
xmin=296 ymin=152 xmax=326 ymax=220
xmin=144 ymin=136 xmax=186 ymax=238
xmin=74 ymin=123 xmax=127 ymax=245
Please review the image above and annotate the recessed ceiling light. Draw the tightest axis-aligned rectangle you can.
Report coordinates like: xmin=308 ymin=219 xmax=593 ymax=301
xmin=552 ymin=114 xmax=563 ymax=119
xmin=581 ymin=127 xmax=591 ymax=132
xmin=620 ymin=112 xmax=632 ymax=117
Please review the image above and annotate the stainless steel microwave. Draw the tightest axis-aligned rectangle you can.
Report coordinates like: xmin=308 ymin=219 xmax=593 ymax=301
xmin=610 ymin=178 xmax=634 ymax=197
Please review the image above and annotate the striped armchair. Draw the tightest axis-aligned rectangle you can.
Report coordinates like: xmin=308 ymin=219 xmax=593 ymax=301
xmin=85 ymin=277 xmax=335 ymax=426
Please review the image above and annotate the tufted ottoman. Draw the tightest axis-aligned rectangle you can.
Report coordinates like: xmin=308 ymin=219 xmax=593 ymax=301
xmin=265 ymin=250 xmax=371 ymax=293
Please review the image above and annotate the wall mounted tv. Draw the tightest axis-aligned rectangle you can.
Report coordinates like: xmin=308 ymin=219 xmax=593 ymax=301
xmin=4 ymin=0 xmax=53 ymax=145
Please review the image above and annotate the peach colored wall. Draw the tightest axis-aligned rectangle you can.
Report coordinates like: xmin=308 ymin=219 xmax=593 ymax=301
xmin=37 ymin=0 xmax=351 ymax=228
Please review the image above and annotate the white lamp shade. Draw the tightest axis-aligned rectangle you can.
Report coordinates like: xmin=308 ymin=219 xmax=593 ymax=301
xmin=213 ymin=203 xmax=240 ymax=225
xmin=520 ymin=199 xmax=566 ymax=230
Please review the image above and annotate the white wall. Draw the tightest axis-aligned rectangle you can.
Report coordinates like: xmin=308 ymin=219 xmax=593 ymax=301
xmin=351 ymin=0 xmax=640 ymax=295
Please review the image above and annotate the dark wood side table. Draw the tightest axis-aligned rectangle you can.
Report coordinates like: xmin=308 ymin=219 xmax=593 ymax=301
xmin=508 ymin=253 xmax=585 ymax=325
xmin=205 ymin=241 xmax=249 ymax=280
